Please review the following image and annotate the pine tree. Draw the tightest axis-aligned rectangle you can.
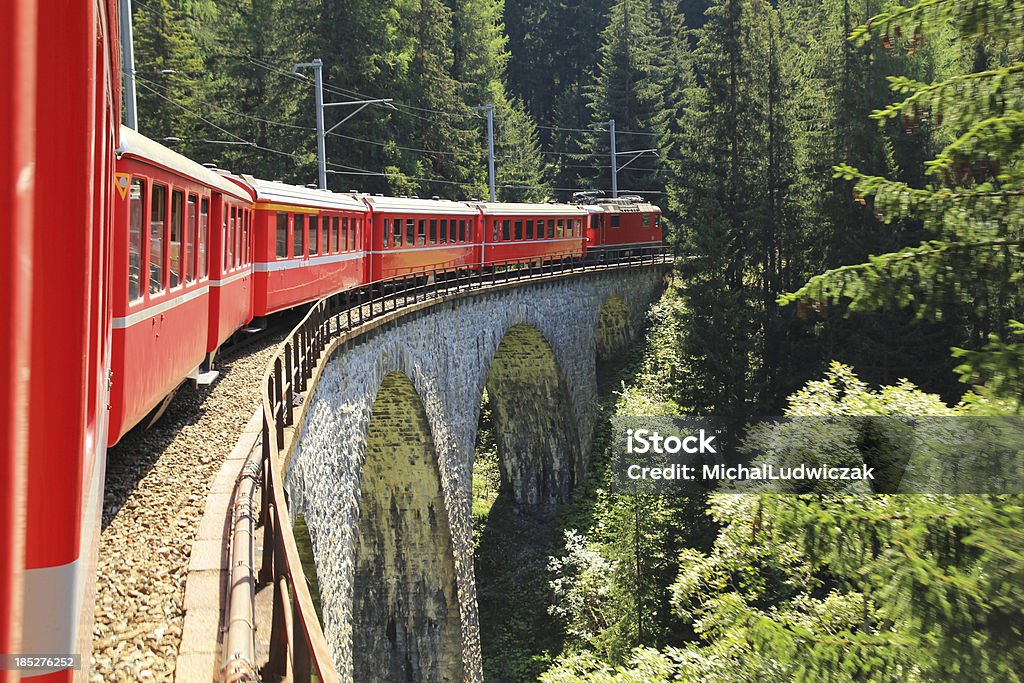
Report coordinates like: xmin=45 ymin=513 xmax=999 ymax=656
xmin=783 ymin=0 xmax=1024 ymax=403
xmin=131 ymin=0 xmax=220 ymax=162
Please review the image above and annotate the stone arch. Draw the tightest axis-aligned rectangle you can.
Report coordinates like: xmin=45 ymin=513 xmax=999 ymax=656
xmin=480 ymin=324 xmax=582 ymax=515
xmin=351 ymin=372 xmax=464 ymax=682
xmin=595 ymin=294 xmax=635 ymax=364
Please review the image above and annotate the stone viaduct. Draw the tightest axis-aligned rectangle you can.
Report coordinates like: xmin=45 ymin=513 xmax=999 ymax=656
xmin=281 ymin=265 xmax=667 ymax=681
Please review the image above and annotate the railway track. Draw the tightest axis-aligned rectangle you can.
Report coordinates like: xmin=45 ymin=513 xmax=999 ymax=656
xmin=90 ymin=324 xmax=289 ymax=682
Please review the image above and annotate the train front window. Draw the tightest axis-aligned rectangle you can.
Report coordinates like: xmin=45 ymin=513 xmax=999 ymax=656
xmin=186 ymin=195 xmax=197 ymax=283
xmin=276 ymin=213 xmax=288 ymax=258
xmin=170 ymin=190 xmax=183 ymax=288
xmin=200 ymin=198 xmax=209 ymax=278
xmin=129 ymin=179 xmax=145 ymax=301
xmin=294 ymin=214 xmax=305 ymax=257
xmin=642 ymin=213 xmax=652 ymax=228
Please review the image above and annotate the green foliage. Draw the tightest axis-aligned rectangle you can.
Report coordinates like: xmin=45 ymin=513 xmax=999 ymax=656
xmin=783 ymin=0 xmax=1024 ymax=404
xmin=544 ymin=363 xmax=1024 ymax=682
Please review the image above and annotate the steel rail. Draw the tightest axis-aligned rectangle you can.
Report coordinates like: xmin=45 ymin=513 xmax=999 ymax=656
xmin=227 ymin=246 xmax=673 ymax=682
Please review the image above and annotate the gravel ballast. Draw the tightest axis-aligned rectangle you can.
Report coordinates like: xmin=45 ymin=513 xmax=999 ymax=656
xmin=90 ymin=331 xmax=285 ymax=682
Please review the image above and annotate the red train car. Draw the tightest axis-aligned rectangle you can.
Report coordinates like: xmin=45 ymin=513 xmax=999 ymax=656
xmin=364 ymin=196 xmax=480 ymax=281
xmin=206 ymin=174 xmax=256 ymax=368
xmin=477 ymin=202 xmax=587 ymax=265
xmin=109 ymin=129 xmax=254 ymax=446
xmin=584 ymin=196 xmax=663 ymax=255
xmin=246 ymin=177 xmax=368 ymax=317
xmin=0 ymin=1 xmax=36 ymax=674
xmin=3 ymin=0 xmax=121 ymax=680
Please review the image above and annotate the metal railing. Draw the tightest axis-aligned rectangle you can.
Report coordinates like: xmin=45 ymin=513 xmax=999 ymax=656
xmin=245 ymin=246 xmax=672 ymax=682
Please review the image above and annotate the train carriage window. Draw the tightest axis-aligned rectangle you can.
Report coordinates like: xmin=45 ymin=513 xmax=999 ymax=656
xmin=293 ymin=214 xmax=305 ymax=257
xmin=382 ymin=218 xmax=389 ymax=249
xmin=186 ymin=195 xmax=197 ymax=283
xmin=235 ymin=207 xmax=243 ymax=267
xmin=244 ymin=210 xmax=251 ymax=265
xmin=537 ymin=219 xmax=545 ymax=238
xmin=341 ymin=217 xmax=349 ymax=252
xmin=547 ymin=219 xmax=555 ymax=238
xmin=417 ymin=219 xmax=426 ymax=246
xmin=491 ymin=220 xmax=498 ymax=243
xmin=354 ymin=217 xmax=361 ymax=251
xmin=331 ymin=216 xmax=339 ymax=252
xmin=392 ymin=217 xmax=402 ymax=247
xmin=309 ymin=215 xmax=319 ymax=255
xmin=170 ymin=190 xmax=184 ymax=288
xmin=556 ymin=219 xmax=565 ymax=237
xmin=439 ymin=219 xmax=448 ymax=244
xmin=129 ymin=179 xmax=145 ymax=301
xmin=150 ymin=185 xmax=166 ymax=293
xmin=576 ymin=219 xmax=582 ymax=236
xmin=276 ymin=213 xmax=288 ymax=258
xmin=320 ymin=216 xmax=329 ymax=253
xmin=225 ymin=206 xmax=234 ymax=270
xmin=449 ymin=218 xmax=457 ymax=243
xmin=611 ymin=214 xmax=621 ymax=228
xmin=502 ymin=219 xmax=511 ymax=241
xmin=429 ymin=219 xmax=438 ymax=244
xmin=406 ymin=218 xmax=415 ymax=246
xmin=200 ymin=198 xmax=209 ymax=277
xmin=460 ymin=220 xmax=467 ymax=243
xmin=642 ymin=213 xmax=652 ymax=228
xmin=514 ymin=220 xmax=523 ymax=240
xmin=526 ymin=220 xmax=534 ymax=239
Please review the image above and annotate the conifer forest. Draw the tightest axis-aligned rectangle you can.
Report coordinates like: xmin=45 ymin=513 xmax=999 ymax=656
xmin=132 ymin=0 xmax=1023 ymax=679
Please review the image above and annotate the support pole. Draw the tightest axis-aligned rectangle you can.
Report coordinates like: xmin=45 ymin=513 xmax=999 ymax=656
xmin=119 ymin=0 xmax=138 ymax=130
xmin=312 ymin=59 xmax=326 ymax=190
xmin=608 ymin=118 xmax=617 ymax=198
xmin=485 ymin=104 xmax=496 ymax=201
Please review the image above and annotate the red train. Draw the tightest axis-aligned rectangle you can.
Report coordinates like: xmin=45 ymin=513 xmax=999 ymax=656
xmin=2 ymin=1 xmax=121 ymax=681
xmin=1 ymin=11 xmax=661 ymax=676
xmin=107 ymin=140 xmax=662 ymax=454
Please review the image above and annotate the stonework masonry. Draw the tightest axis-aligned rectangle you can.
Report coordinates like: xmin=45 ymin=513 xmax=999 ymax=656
xmin=283 ymin=267 xmax=666 ymax=681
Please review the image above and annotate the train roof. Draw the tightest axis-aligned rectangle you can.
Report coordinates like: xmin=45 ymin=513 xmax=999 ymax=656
xmin=116 ymin=126 xmax=253 ymax=201
xmin=239 ymin=176 xmax=368 ymax=212
xmin=474 ymin=202 xmax=588 ymax=216
xmin=360 ymin=195 xmax=479 ymax=215
xmin=587 ymin=197 xmax=661 ymax=213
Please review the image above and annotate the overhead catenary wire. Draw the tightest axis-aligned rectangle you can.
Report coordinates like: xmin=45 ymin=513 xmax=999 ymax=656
xmin=126 ymin=26 xmax=665 ymax=196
